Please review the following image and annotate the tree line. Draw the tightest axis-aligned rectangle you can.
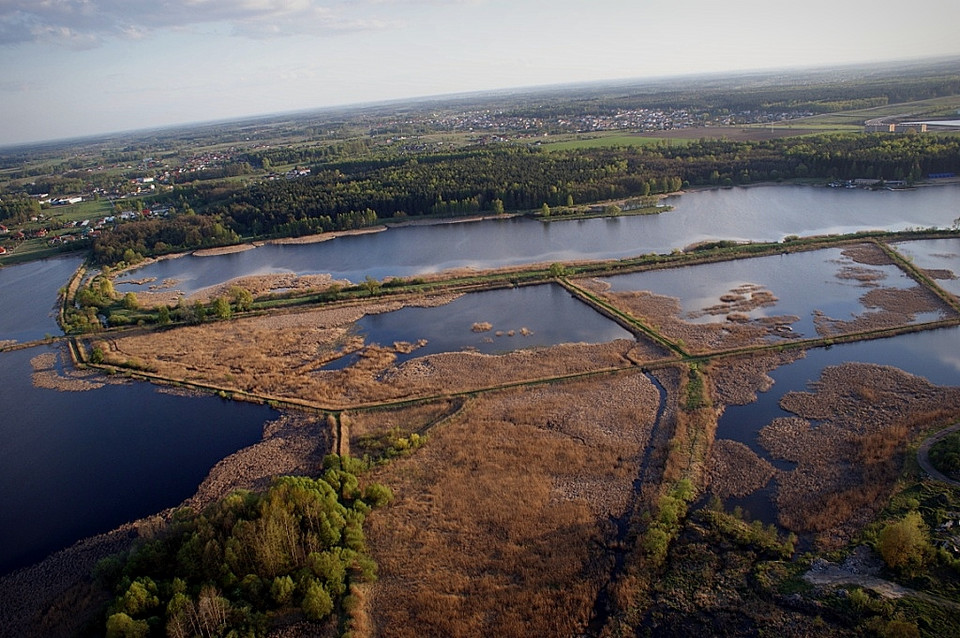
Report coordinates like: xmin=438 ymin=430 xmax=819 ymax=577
xmin=88 ymin=133 xmax=960 ymax=265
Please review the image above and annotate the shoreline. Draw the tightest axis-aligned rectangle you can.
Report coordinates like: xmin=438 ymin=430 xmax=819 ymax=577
xmin=0 ymin=411 xmax=331 ymax=637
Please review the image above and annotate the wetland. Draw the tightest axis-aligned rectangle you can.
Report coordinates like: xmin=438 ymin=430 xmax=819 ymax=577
xmin=3 ymin=183 xmax=960 ymax=637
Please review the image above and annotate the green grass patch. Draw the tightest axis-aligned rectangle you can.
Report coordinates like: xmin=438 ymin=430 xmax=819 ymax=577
xmin=541 ymin=134 xmax=692 ymax=152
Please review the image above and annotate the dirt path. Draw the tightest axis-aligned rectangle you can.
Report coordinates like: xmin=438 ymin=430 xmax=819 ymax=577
xmin=805 ymin=557 xmax=960 ymax=611
xmin=917 ymin=423 xmax=960 ymax=488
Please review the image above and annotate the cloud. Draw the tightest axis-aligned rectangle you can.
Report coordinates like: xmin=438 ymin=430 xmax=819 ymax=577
xmin=0 ymin=0 xmax=392 ymax=47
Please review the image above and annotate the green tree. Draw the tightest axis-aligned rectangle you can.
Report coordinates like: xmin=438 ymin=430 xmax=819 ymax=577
xmin=301 ymin=580 xmax=333 ymax=621
xmin=361 ymin=275 xmax=381 ymax=296
xmin=213 ymin=296 xmax=232 ymax=320
xmin=540 ymin=202 xmax=551 ymax=217
xmin=105 ymin=613 xmax=149 ymax=638
xmin=157 ymin=305 xmax=171 ymax=326
xmin=877 ymin=511 xmax=930 ymax=576
xmin=491 ymin=199 xmax=505 ymax=215
xmin=230 ymin=285 xmax=254 ymax=312
xmin=270 ymin=575 xmax=295 ymax=606
xmin=122 ymin=292 xmax=139 ymax=311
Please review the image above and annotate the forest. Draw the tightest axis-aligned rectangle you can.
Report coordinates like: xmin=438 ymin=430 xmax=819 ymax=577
xmin=95 ymin=456 xmax=391 ymax=638
xmin=88 ymin=133 xmax=960 ymax=265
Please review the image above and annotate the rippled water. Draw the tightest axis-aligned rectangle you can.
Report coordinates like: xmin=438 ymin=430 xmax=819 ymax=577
xmin=114 ymin=184 xmax=960 ymax=296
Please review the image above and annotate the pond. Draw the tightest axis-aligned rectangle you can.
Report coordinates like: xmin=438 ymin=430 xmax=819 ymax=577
xmin=717 ymin=326 xmax=960 ymax=523
xmin=893 ymin=237 xmax=960 ymax=299
xmin=113 ymin=184 xmax=960 ymax=297
xmin=595 ymin=244 xmax=949 ymax=340
xmin=325 ymin=284 xmax=636 ymax=369
xmin=0 ymin=345 xmax=278 ymax=576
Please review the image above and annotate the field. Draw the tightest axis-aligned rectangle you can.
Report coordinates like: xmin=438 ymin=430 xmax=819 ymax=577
xmin=787 ymin=95 xmax=960 ymax=129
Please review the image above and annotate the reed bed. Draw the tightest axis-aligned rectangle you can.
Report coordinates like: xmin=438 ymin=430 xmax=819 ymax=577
xmin=706 ymin=439 xmax=776 ymax=498
xmin=759 ymin=363 xmax=960 ymax=548
xmin=95 ymin=292 xmax=659 ymax=405
xmin=362 ymin=373 xmax=662 ymax=637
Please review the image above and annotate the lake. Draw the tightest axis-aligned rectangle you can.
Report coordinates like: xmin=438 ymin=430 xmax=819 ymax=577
xmin=0 ymin=345 xmax=278 ymax=576
xmin=3 ymin=183 xmax=959 ymax=577
xmin=0 ymin=256 xmax=82 ymax=343
xmin=114 ymin=184 xmax=960 ymax=297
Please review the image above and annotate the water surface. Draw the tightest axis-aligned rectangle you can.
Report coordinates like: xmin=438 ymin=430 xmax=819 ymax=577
xmin=893 ymin=237 xmax=960 ymax=298
xmin=597 ymin=246 xmax=948 ymax=339
xmin=327 ymin=284 xmax=636 ymax=368
xmin=718 ymin=327 xmax=960 ymax=522
xmin=115 ymin=184 xmax=960 ymax=296
xmin=0 ymin=256 xmax=82 ymax=343
xmin=0 ymin=345 xmax=278 ymax=576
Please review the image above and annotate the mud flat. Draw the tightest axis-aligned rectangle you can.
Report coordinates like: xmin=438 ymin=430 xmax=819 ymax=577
xmin=0 ymin=412 xmax=330 ymax=637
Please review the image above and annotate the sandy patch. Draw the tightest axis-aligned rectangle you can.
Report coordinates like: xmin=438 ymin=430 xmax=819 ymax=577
xmin=192 ymin=244 xmax=256 ymax=257
xmin=267 ymin=226 xmax=388 ymax=245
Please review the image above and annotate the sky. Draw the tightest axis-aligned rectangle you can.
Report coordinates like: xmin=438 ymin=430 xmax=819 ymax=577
xmin=1 ymin=0 xmax=959 ymax=146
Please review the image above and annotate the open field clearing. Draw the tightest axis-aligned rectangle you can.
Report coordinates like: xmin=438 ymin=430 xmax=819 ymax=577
xmin=788 ymin=95 xmax=960 ymax=128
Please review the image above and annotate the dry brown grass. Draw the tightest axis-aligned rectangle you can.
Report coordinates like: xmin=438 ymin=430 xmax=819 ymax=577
xmin=759 ymin=363 xmax=960 ymax=548
xmin=706 ymin=439 xmax=776 ymax=498
xmin=92 ymin=292 xmax=664 ymax=407
xmin=814 ymin=285 xmax=956 ymax=337
xmin=709 ymin=351 xmax=807 ymax=407
xmin=361 ymin=373 xmax=662 ymax=637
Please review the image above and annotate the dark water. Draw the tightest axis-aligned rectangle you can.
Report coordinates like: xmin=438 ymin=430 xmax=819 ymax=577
xmin=114 ymin=184 xmax=960 ymax=296
xmin=0 ymin=256 xmax=82 ymax=343
xmin=325 ymin=284 xmax=635 ymax=369
xmin=598 ymin=246 xmax=947 ymax=339
xmin=717 ymin=326 xmax=960 ymax=523
xmin=0 ymin=345 xmax=278 ymax=576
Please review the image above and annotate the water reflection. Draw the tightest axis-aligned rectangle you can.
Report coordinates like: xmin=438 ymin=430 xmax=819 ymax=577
xmin=717 ymin=327 xmax=960 ymax=524
xmin=0 ymin=256 xmax=82 ymax=343
xmin=114 ymin=184 xmax=960 ymax=296
xmin=325 ymin=284 xmax=635 ymax=368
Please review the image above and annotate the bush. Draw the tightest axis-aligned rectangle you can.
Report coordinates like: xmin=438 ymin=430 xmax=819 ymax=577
xmin=877 ymin=511 xmax=931 ymax=576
